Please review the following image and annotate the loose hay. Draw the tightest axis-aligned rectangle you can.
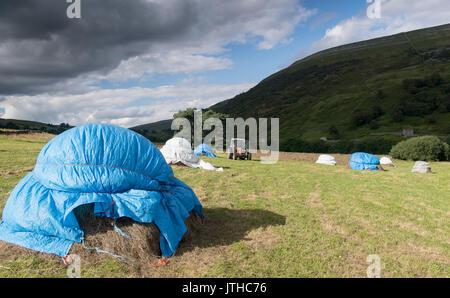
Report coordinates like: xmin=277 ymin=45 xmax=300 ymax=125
xmin=169 ymin=161 xmax=189 ymax=168
xmin=69 ymin=204 xmax=203 ymax=265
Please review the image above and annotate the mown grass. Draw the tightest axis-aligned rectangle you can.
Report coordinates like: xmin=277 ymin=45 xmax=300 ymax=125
xmin=0 ymin=135 xmax=449 ymax=277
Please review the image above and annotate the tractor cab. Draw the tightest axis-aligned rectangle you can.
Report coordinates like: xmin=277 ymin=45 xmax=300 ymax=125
xmin=228 ymin=138 xmax=252 ymax=160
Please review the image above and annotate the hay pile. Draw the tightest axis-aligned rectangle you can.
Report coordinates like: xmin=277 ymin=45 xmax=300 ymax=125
xmin=380 ymin=157 xmax=395 ymax=167
xmin=315 ymin=154 xmax=337 ymax=166
xmin=69 ymin=204 xmax=202 ymax=264
xmin=411 ymin=161 xmax=432 ymax=173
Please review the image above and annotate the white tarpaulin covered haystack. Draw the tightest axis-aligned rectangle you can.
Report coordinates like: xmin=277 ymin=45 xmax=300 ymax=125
xmin=380 ymin=156 xmax=395 ymax=167
xmin=160 ymin=138 xmax=223 ymax=172
xmin=315 ymin=154 xmax=336 ymax=166
xmin=411 ymin=161 xmax=431 ymax=173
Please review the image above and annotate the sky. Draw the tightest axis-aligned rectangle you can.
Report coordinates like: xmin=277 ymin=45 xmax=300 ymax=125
xmin=0 ymin=0 xmax=449 ymax=127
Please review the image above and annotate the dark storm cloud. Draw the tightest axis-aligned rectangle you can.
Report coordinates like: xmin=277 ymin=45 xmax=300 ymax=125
xmin=0 ymin=0 xmax=314 ymax=96
xmin=0 ymin=0 xmax=198 ymax=95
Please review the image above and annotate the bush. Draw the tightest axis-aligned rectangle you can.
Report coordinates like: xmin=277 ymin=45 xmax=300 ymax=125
xmin=371 ymin=106 xmax=384 ymax=118
xmin=350 ymin=106 xmax=384 ymax=128
xmin=427 ymin=73 xmax=442 ymax=87
xmin=436 ymin=94 xmax=450 ymax=113
xmin=399 ymin=99 xmax=434 ymax=116
xmin=328 ymin=125 xmax=340 ymax=139
xmin=425 ymin=116 xmax=436 ymax=124
xmin=5 ymin=122 xmax=19 ymax=129
xmin=369 ymin=120 xmax=379 ymax=130
xmin=390 ymin=136 xmax=450 ymax=161
xmin=445 ymin=136 xmax=450 ymax=146
xmin=392 ymin=105 xmax=405 ymax=122
xmin=376 ymin=90 xmax=386 ymax=100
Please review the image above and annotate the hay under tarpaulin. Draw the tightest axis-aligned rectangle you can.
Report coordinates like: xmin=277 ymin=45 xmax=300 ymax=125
xmin=70 ymin=204 xmax=203 ymax=264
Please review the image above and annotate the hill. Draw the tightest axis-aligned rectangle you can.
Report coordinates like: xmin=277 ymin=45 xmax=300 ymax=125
xmin=129 ymin=119 xmax=173 ymax=143
xmin=0 ymin=118 xmax=72 ymax=135
xmin=210 ymin=23 xmax=450 ymax=153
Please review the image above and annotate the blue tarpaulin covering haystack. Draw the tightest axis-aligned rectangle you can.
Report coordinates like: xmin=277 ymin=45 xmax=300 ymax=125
xmin=349 ymin=152 xmax=380 ymax=171
xmin=194 ymin=144 xmax=217 ymax=158
xmin=0 ymin=124 xmax=203 ymax=258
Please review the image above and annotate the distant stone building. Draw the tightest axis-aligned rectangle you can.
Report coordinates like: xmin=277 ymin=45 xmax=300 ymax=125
xmin=402 ymin=128 xmax=415 ymax=137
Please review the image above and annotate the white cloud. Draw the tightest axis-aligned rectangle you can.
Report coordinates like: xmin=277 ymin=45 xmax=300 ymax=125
xmin=104 ymin=51 xmax=233 ymax=82
xmin=0 ymin=82 xmax=256 ymax=127
xmin=300 ymin=0 xmax=450 ymax=58
xmin=187 ymin=0 xmax=316 ymax=51
xmin=104 ymin=0 xmax=316 ymax=81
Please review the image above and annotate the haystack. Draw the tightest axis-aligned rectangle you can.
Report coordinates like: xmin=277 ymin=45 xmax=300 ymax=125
xmin=315 ymin=154 xmax=336 ymax=165
xmin=69 ymin=204 xmax=202 ymax=264
xmin=349 ymin=152 xmax=384 ymax=171
xmin=160 ymin=137 xmax=223 ymax=171
xmin=380 ymin=156 xmax=395 ymax=167
xmin=411 ymin=161 xmax=432 ymax=173
xmin=0 ymin=124 xmax=204 ymax=263
xmin=194 ymin=144 xmax=218 ymax=158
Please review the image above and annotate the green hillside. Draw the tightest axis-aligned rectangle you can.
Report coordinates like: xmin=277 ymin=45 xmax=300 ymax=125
xmin=210 ymin=23 xmax=450 ymax=152
xmin=129 ymin=119 xmax=173 ymax=143
xmin=0 ymin=118 xmax=72 ymax=135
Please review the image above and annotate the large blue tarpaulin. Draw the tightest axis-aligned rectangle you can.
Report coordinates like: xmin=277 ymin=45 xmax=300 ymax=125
xmin=0 ymin=124 xmax=203 ymax=257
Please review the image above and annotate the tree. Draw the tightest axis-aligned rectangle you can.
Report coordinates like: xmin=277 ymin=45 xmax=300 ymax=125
xmin=427 ymin=72 xmax=442 ymax=87
xmin=5 ymin=122 xmax=19 ymax=129
xmin=392 ymin=105 xmax=404 ymax=122
xmin=328 ymin=125 xmax=340 ymax=139
xmin=369 ymin=120 xmax=379 ymax=130
xmin=376 ymin=90 xmax=386 ymax=100
xmin=173 ymin=108 xmax=229 ymax=141
xmin=173 ymin=108 xmax=229 ymax=128
xmin=173 ymin=108 xmax=197 ymax=128
xmin=371 ymin=106 xmax=384 ymax=118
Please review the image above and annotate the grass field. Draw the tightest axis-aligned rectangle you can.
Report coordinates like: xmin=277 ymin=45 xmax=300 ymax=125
xmin=0 ymin=134 xmax=449 ymax=277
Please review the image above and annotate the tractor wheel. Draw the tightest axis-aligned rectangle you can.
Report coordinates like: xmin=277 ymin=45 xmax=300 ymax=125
xmin=233 ymin=150 xmax=238 ymax=160
xmin=248 ymin=153 xmax=252 ymax=160
xmin=228 ymin=152 xmax=233 ymax=159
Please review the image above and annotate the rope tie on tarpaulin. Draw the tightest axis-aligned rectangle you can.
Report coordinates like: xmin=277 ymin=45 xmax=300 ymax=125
xmin=81 ymin=238 xmax=135 ymax=263
xmin=113 ymin=219 xmax=131 ymax=239
xmin=78 ymin=184 xmax=175 ymax=263
xmin=79 ymin=196 xmax=134 ymax=262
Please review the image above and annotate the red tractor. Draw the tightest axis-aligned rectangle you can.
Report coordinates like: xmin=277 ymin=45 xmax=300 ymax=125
xmin=227 ymin=138 xmax=252 ymax=160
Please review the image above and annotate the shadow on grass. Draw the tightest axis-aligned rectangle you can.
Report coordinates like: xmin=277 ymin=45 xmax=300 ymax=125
xmin=177 ymin=207 xmax=286 ymax=255
xmin=0 ymin=207 xmax=286 ymax=264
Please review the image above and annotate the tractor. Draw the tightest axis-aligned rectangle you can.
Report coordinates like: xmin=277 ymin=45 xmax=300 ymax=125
xmin=227 ymin=138 xmax=252 ymax=160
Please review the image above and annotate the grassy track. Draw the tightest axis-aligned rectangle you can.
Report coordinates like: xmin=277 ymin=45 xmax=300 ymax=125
xmin=0 ymin=134 xmax=449 ymax=277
